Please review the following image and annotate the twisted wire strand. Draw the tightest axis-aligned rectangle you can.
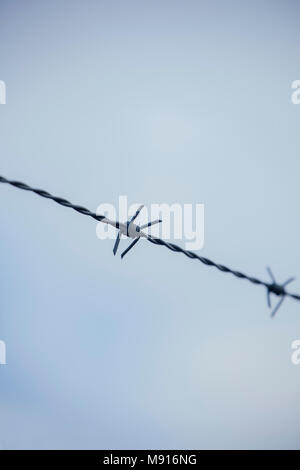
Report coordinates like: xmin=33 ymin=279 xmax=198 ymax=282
xmin=0 ymin=175 xmax=120 ymax=228
xmin=1 ymin=175 xmax=300 ymax=304
xmin=146 ymin=235 xmax=300 ymax=301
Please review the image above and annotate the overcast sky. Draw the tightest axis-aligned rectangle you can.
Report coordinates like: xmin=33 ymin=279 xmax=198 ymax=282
xmin=0 ymin=0 xmax=300 ymax=449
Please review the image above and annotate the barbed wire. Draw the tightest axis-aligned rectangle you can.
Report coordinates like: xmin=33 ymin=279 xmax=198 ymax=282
xmin=1 ymin=174 xmax=299 ymax=316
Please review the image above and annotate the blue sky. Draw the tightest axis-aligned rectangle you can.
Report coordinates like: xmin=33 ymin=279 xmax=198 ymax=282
xmin=0 ymin=0 xmax=300 ymax=449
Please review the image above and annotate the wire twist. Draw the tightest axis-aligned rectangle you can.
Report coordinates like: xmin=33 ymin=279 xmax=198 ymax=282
xmin=0 ymin=176 xmax=121 ymax=228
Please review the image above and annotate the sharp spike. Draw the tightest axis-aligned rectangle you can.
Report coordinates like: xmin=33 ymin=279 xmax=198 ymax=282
xmin=121 ymin=238 xmax=140 ymax=259
xmin=139 ymin=219 xmax=162 ymax=230
xmin=271 ymin=296 xmax=285 ymax=317
xmin=130 ymin=205 xmax=144 ymax=224
xmin=283 ymin=277 xmax=295 ymax=287
xmin=267 ymin=266 xmax=276 ymax=283
xmin=267 ymin=290 xmax=271 ymax=308
xmin=113 ymin=232 xmax=121 ymax=256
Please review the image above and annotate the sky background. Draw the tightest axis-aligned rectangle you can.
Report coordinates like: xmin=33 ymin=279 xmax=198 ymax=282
xmin=0 ymin=0 xmax=300 ymax=449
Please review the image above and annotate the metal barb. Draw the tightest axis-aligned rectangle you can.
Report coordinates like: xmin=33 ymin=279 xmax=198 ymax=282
xmin=266 ymin=267 xmax=295 ymax=317
xmin=112 ymin=205 xmax=162 ymax=258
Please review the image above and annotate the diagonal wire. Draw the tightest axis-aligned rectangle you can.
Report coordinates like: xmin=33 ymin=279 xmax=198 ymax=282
xmin=1 ymin=175 xmax=300 ymax=305
xmin=145 ymin=235 xmax=300 ymax=302
xmin=0 ymin=175 xmax=121 ymax=228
